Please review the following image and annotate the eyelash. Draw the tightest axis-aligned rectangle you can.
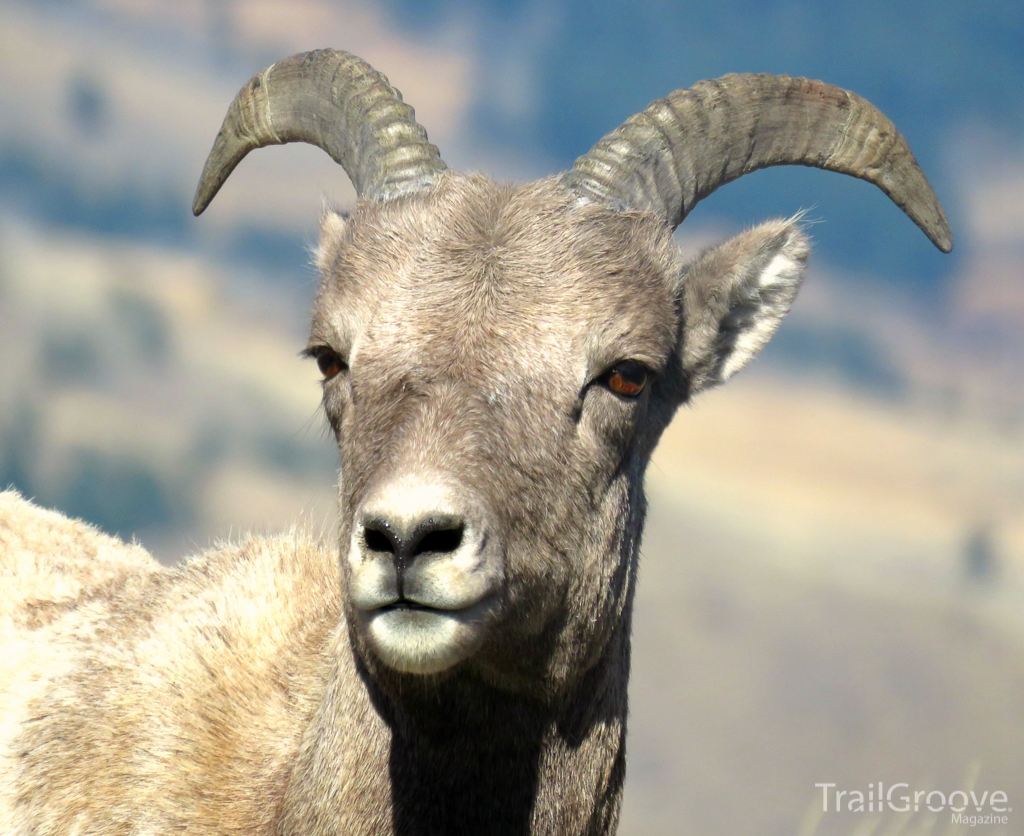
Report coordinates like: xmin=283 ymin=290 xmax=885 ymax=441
xmin=308 ymin=347 xmax=347 ymax=381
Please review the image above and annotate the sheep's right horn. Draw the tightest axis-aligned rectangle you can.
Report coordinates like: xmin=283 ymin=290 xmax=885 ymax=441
xmin=563 ymin=74 xmax=952 ymax=252
xmin=193 ymin=49 xmax=447 ymax=215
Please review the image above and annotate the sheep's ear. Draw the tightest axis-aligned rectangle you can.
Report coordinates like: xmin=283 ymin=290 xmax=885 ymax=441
xmin=679 ymin=219 xmax=809 ymax=395
xmin=315 ymin=210 xmax=349 ymax=274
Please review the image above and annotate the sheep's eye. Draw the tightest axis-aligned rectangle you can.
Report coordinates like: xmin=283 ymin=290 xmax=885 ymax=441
xmin=312 ymin=348 xmax=346 ymax=381
xmin=603 ymin=361 xmax=649 ymax=398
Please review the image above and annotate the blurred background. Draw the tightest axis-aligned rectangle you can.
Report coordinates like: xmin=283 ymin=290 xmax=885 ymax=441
xmin=1 ymin=1 xmax=1022 ymax=833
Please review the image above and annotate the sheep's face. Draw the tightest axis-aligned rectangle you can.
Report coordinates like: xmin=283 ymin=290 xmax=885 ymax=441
xmin=309 ymin=173 xmax=806 ymax=696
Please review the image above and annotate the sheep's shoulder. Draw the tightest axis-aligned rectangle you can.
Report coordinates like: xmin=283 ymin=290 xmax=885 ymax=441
xmin=0 ymin=506 xmax=344 ymax=834
xmin=0 ymin=490 xmax=161 ymax=626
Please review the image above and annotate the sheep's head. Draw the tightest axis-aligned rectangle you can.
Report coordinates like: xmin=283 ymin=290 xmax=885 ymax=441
xmin=195 ymin=50 xmax=951 ymax=698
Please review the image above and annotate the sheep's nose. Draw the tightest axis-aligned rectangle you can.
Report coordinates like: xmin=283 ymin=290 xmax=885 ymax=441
xmin=361 ymin=515 xmax=465 ymax=575
xmin=348 ymin=477 xmax=501 ymax=616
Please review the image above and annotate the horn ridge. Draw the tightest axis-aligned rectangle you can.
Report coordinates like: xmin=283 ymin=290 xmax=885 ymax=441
xmin=562 ymin=73 xmax=952 ymax=253
xmin=193 ymin=49 xmax=447 ymax=216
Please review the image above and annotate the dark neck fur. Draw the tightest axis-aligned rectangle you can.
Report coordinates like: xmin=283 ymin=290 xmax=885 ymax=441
xmin=278 ymin=616 xmax=631 ymax=836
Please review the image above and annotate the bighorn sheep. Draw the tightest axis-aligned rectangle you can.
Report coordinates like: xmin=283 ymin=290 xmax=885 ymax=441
xmin=0 ymin=49 xmax=950 ymax=835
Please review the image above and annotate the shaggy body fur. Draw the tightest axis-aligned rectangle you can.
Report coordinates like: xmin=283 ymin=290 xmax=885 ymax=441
xmin=0 ymin=491 xmax=336 ymax=833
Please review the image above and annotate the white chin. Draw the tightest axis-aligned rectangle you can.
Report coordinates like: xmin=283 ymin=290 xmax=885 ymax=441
xmin=363 ymin=608 xmax=486 ymax=675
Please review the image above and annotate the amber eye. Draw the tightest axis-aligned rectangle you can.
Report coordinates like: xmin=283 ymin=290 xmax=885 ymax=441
xmin=312 ymin=348 xmax=346 ymax=381
xmin=603 ymin=361 xmax=649 ymax=398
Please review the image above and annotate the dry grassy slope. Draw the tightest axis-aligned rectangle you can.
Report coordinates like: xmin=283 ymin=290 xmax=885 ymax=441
xmin=649 ymin=376 xmax=1024 ymax=595
xmin=620 ymin=381 xmax=1024 ymax=835
xmin=620 ymin=484 xmax=1024 ymax=836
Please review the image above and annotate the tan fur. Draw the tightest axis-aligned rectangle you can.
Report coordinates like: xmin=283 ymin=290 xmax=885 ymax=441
xmin=0 ymin=489 xmax=159 ymax=624
xmin=1 ymin=174 xmax=811 ymax=834
xmin=1 ymin=490 xmax=340 ymax=834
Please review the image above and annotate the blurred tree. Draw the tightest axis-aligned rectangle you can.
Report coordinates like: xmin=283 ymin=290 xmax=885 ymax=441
xmin=963 ymin=521 xmax=1000 ymax=584
xmin=67 ymin=72 xmax=109 ymax=138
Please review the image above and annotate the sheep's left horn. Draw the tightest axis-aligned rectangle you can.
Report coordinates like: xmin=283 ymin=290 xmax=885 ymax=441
xmin=562 ymin=73 xmax=952 ymax=252
xmin=193 ymin=49 xmax=446 ymax=215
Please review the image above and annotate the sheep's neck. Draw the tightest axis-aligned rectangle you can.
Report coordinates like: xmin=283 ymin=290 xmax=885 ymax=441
xmin=277 ymin=623 xmax=629 ymax=836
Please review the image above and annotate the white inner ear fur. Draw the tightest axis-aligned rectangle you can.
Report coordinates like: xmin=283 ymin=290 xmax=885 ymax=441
xmin=681 ymin=218 xmax=809 ymax=392
xmin=718 ymin=242 xmax=805 ymax=380
xmin=315 ymin=210 xmax=348 ymax=274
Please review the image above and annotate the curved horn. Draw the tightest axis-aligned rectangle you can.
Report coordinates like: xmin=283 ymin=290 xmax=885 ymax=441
xmin=561 ymin=74 xmax=952 ymax=252
xmin=193 ymin=49 xmax=447 ymax=215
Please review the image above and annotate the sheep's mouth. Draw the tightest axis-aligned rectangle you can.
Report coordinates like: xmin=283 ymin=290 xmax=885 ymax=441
xmin=374 ymin=596 xmax=492 ymax=615
xmin=360 ymin=596 xmax=497 ymax=675
xmin=380 ymin=598 xmax=431 ymax=613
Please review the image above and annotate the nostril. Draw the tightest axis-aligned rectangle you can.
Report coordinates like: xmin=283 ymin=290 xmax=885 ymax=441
xmin=414 ymin=525 xmax=463 ymax=557
xmin=360 ymin=514 xmax=466 ymax=563
xmin=364 ymin=526 xmax=396 ymax=554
